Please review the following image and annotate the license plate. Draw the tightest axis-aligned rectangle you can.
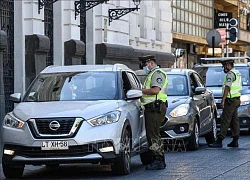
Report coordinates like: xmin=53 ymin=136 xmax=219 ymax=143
xmin=41 ymin=141 xmax=69 ymax=150
xmin=215 ymin=99 xmax=221 ymax=103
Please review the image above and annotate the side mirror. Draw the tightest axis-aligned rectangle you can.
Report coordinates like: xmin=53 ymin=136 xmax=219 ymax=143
xmin=126 ymin=90 xmax=142 ymax=100
xmin=10 ymin=93 xmax=21 ymax=103
xmin=195 ymin=87 xmax=206 ymax=95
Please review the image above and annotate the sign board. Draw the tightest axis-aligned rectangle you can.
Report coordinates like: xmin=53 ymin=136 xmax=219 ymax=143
xmin=207 ymin=48 xmax=232 ymax=54
xmin=227 ymin=47 xmax=233 ymax=53
xmin=208 ymin=48 xmax=222 ymax=54
xmin=206 ymin=29 xmax=222 ymax=47
xmin=214 ymin=12 xmax=232 ymax=28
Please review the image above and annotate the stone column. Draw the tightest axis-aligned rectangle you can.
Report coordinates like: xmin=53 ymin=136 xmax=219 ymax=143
xmin=54 ymin=0 xmax=64 ymax=65
xmin=25 ymin=34 xmax=50 ymax=89
xmin=64 ymin=39 xmax=85 ymax=65
xmin=0 ymin=30 xmax=7 ymax=123
xmin=86 ymin=8 xmax=96 ymax=65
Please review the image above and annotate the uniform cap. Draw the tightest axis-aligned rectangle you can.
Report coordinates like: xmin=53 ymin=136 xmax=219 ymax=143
xmin=221 ymin=60 xmax=234 ymax=65
xmin=138 ymin=55 xmax=156 ymax=65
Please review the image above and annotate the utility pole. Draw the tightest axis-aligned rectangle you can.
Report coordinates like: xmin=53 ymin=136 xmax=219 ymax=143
xmin=226 ymin=23 xmax=229 ymax=57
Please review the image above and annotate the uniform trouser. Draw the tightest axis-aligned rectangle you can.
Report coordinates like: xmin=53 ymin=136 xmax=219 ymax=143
xmin=144 ymin=103 xmax=166 ymax=157
xmin=218 ymin=97 xmax=241 ymax=140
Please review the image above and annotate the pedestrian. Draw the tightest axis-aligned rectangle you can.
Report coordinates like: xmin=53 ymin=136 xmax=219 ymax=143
xmin=209 ymin=60 xmax=242 ymax=148
xmin=138 ymin=55 xmax=168 ymax=170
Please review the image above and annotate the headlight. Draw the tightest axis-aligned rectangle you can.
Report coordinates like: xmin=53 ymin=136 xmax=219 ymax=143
xmin=4 ymin=113 xmax=24 ymax=129
xmin=170 ymin=104 xmax=189 ymax=118
xmin=240 ymin=94 xmax=250 ymax=105
xmin=87 ymin=111 xmax=121 ymax=126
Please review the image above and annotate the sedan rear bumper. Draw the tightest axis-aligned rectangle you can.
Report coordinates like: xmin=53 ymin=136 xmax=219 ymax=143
xmin=216 ymin=105 xmax=250 ymax=128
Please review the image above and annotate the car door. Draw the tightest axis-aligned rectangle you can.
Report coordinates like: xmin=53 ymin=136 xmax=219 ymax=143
xmin=190 ymin=72 xmax=211 ymax=133
xmin=122 ymin=71 xmax=147 ymax=151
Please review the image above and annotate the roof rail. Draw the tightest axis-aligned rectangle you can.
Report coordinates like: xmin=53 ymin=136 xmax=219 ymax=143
xmin=114 ymin=63 xmax=130 ymax=71
xmin=200 ymin=56 xmax=250 ymax=62
xmin=40 ymin=65 xmax=59 ymax=73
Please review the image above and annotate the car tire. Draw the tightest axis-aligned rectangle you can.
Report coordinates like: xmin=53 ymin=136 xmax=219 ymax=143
xmin=187 ymin=118 xmax=199 ymax=151
xmin=111 ymin=128 xmax=131 ymax=175
xmin=2 ymin=163 xmax=24 ymax=179
xmin=140 ymin=151 xmax=152 ymax=165
xmin=205 ymin=114 xmax=217 ymax=144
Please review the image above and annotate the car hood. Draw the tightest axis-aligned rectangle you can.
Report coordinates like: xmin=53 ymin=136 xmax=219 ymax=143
xmin=13 ymin=101 xmax=121 ymax=121
xmin=167 ymin=96 xmax=189 ymax=112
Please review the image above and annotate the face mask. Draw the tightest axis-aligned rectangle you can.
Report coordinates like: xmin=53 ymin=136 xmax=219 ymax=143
xmin=223 ymin=67 xmax=229 ymax=73
xmin=143 ymin=66 xmax=150 ymax=74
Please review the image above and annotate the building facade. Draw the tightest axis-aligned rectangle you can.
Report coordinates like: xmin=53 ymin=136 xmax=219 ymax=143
xmin=0 ymin=0 xmax=174 ymax=114
xmin=172 ymin=0 xmax=250 ymax=68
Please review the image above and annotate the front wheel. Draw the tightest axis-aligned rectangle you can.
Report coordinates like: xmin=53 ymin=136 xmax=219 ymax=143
xmin=187 ymin=118 xmax=199 ymax=151
xmin=205 ymin=114 xmax=217 ymax=144
xmin=2 ymin=163 xmax=24 ymax=179
xmin=111 ymin=128 xmax=131 ymax=175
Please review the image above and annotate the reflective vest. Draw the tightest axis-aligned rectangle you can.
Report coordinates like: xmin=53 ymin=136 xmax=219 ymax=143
xmin=141 ymin=68 xmax=168 ymax=105
xmin=223 ymin=69 xmax=242 ymax=98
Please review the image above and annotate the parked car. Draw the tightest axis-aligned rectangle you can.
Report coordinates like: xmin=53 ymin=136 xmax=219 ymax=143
xmin=1 ymin=64 xmax=149 ymax=178
xmin=136 ymin=68 xmax=217 ymax=150
xmin=193 ymin=63 xmax=250 ymax=134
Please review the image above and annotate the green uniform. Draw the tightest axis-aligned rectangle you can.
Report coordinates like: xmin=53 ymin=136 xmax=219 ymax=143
xmin=218 ymin=68 xmax=242 ymax=139
xmin=142 ymin=66 xmax=168 ymax=157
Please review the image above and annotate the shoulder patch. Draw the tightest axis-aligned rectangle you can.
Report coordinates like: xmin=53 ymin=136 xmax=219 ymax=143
xmin=156 ymin=78 xmax=163 ymax=84
xmin=227 ymin=77 xmax=232 ymax=82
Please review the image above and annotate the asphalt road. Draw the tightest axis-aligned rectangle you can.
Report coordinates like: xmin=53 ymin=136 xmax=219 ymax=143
xmin=1 ymin=132 xmax=250 ymax=180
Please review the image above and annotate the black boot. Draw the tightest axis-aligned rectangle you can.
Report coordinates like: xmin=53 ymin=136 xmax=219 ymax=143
xmin=145 ymin=156 xmax=165 ymax=170
xmin=208 ymin=138 xmax=223 ymax=148
xmin=227 ymin=137 xmax=239 ymax=147
xmin=162 ymin=154 xmax=166 ymax=168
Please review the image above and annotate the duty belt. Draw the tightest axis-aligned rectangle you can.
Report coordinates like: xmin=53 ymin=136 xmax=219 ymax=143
xmin=226 ymin=97 xmax=240 ymax=100
xmin=144 ymin=100 xmax=164 ymax=108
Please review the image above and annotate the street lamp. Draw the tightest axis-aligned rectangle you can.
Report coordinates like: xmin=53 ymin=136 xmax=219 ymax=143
xmin=74 ymin=0 xmax=109 ymax=20
xmin=133 ymin=0 xmax=140 ymax=7
xmin=108 ymin=0 xmax=141 ymax=25
xmin=38 ymin=0 xmax=58 ymax=14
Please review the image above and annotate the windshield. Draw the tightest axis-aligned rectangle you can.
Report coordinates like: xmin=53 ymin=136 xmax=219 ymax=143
xmin=205 ymin=67 xmax=249 ymax=87
xmin=167 ymin=75 xmax=188 ymax=96
xmin=23 ymin=71 xmax=118 ymax=102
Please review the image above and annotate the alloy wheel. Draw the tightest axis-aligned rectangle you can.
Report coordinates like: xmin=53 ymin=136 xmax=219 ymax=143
xmin=195 ymin=123 xmax=199 ymax=145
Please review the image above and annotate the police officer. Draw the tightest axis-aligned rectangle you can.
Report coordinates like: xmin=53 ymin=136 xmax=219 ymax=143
xmin=138 ymin=55 xmax=168 ymax=170
xmin=209 ymin=60 xmax=242 ymax=148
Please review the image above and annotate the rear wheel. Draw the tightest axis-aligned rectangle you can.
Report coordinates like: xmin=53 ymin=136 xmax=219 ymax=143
xmin=187 ymin=118 xmax=199 ymax=150
xmin=3 ymin=163 xmax=24 ymax=179
xmin=205 ymin=114 xmax=217 ymax=144
xmin=140 ymin=151 xmax=152 ymax=165
xmin=111 ymin=128 xmax=131 ymax=175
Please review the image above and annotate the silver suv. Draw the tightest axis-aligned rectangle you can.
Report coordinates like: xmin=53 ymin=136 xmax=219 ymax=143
xmin=1 ymin=64 xmax=148 ymax=178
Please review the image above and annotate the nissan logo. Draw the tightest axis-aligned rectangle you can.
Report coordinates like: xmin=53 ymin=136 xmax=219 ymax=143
xmin=49 ymin=121 xmax=60 ymax=131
